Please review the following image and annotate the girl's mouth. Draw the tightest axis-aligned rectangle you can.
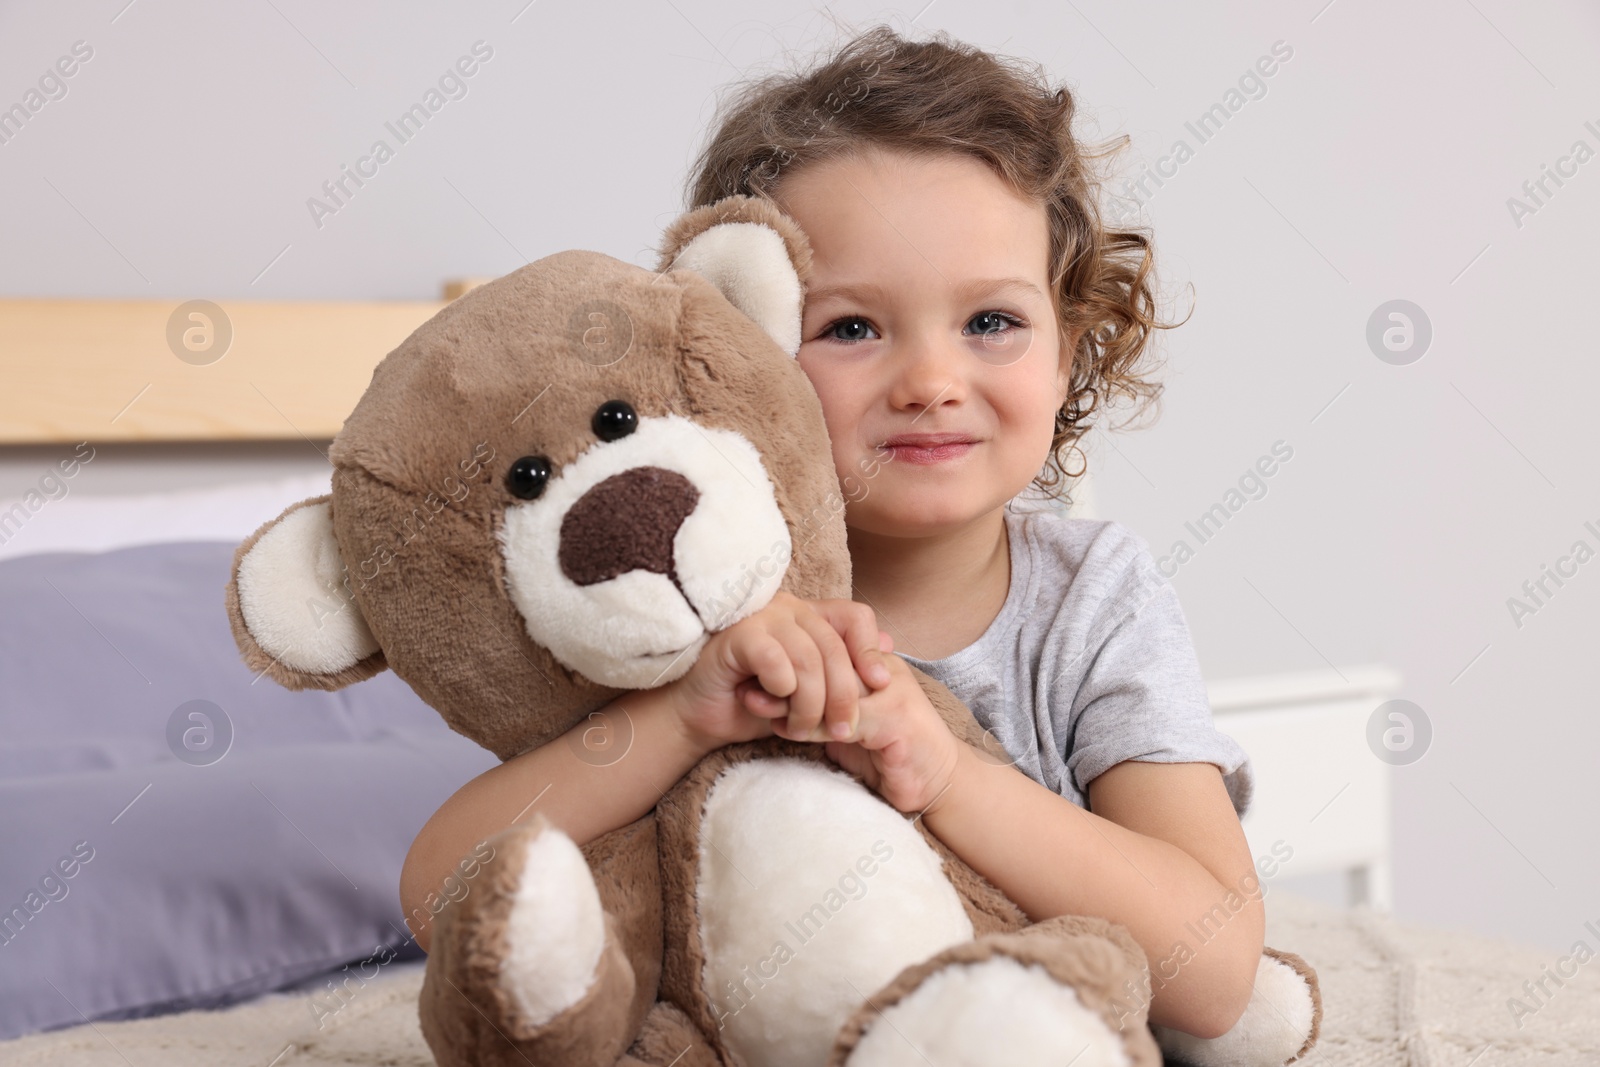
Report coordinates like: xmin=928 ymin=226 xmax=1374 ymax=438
xmin=876 ymin=432 xmax=981 ymax=466
xmin=882 ymin=440 xmax=976 ymax=465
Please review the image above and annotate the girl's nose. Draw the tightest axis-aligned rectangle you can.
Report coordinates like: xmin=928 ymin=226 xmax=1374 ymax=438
xmin=888 ymin=333 xmax=969 ymax=414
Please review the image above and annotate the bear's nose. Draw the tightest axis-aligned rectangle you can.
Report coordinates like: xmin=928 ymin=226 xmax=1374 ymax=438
xmin=559 ymin=466 xmax=701 ymax=587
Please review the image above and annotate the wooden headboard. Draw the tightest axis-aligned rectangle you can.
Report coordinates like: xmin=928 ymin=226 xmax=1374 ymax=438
xmin=0 ymin=281 xmax=489 ymax=444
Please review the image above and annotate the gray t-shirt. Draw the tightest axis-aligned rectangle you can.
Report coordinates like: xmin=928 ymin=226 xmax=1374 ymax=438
xmin=897 ymin=508 xmax=1253 ymax=816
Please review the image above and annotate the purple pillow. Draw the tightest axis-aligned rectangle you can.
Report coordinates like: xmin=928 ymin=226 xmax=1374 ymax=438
xmin=0 ymin=542 xmax=499 ymax=1040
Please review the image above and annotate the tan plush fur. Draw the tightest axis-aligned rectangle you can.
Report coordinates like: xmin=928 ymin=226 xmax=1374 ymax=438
xmin=825 ymin=914 xmax=1160 ymax=1067
xmin=225 ymin=195 xmax=1321 ymax=1066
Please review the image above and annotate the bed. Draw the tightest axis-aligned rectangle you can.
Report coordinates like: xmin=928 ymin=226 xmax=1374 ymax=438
xmin=7 ymin=888 xmax=1600 ymax=1067
xmin=2 ymin=295 xmax=1597 ymax=1066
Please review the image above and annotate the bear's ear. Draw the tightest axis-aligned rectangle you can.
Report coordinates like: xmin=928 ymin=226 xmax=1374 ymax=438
xmin=654 ymin=194 xmax=814 ymax=356
xmin=224 ymin=495 xmax=387 ymax=691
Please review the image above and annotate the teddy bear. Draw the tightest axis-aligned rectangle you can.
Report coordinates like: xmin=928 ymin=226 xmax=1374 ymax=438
xmin=224 ymin=194 xmax=1322 ymax=1067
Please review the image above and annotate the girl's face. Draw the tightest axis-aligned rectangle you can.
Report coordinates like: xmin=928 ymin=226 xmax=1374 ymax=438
xmin=773 ymin=147 xmax=1072 ymax=539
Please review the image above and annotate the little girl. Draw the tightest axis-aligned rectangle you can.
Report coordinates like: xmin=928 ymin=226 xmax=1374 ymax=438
xmin=404 ymin=24 xmax=1260 ymax=1042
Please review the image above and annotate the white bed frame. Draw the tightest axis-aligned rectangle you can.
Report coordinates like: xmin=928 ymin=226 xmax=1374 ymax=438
xmin=1209 ymin=663 xmax=1402 ymax=910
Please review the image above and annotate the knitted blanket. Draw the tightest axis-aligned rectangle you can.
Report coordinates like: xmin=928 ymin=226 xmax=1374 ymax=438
xmin=4 ymin=891 xmax=1596 ymax=1065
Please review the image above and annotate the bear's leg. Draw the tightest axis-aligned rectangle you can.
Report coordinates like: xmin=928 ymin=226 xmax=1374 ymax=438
xmin=826 ymin=914 xmax=1161 ymax=1067
xmin=418 ymin=812 xmax=665 ymax=1067
xmin=1150 ymin=946 xmax=1322 ymax=1067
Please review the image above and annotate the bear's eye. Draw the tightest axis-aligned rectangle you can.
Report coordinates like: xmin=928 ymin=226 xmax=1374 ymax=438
xmin=592 ymin=400 xmax=637 ymax=442
xmin=506 ymin=455 xmax=552 ymax=500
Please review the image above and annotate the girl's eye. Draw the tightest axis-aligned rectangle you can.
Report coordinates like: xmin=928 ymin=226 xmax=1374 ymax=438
xmin=822 ymin=316 xmax=879 ymax=343
xmin=967 ymin=310 xmax=1027 ymax=335
xmin=816 ymin=310 xmax=1028 ymax=344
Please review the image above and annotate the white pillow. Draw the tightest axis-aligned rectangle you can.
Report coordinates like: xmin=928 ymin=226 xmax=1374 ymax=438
xmin=0 ymin=471 xmax=333 ymax=561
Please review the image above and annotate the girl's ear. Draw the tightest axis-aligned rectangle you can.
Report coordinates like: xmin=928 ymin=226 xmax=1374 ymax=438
xmin=225 ymin=495 xmax=388 ymax=691
xmin=654 ymin=194 xmax=814 ymax=356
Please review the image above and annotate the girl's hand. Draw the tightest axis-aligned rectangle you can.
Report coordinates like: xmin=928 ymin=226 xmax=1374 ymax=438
xmin=665 ymin=592 xmax=886 ymax=752
xmin=741 ymin=635 xmax=964 ymax=816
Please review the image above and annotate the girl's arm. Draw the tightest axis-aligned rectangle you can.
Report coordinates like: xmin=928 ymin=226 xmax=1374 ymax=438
xmin=401 ymin=592 xmax=886 ymax=954
xmin=790 ymin=646 xmax=1263 ymax=1040
xmin=924 ymin=749 xmax=1263 ymax=1040
xmin=399 ymin=684 xmax=715 ymax=954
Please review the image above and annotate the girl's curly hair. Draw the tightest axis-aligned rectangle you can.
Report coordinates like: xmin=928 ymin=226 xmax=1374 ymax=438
xmin=681 ymin=23 xmax=1186 ymax=509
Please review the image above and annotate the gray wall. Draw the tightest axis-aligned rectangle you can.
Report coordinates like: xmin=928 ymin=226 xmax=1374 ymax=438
xmin=2 ymin=1 xmax=1596 ymax=953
